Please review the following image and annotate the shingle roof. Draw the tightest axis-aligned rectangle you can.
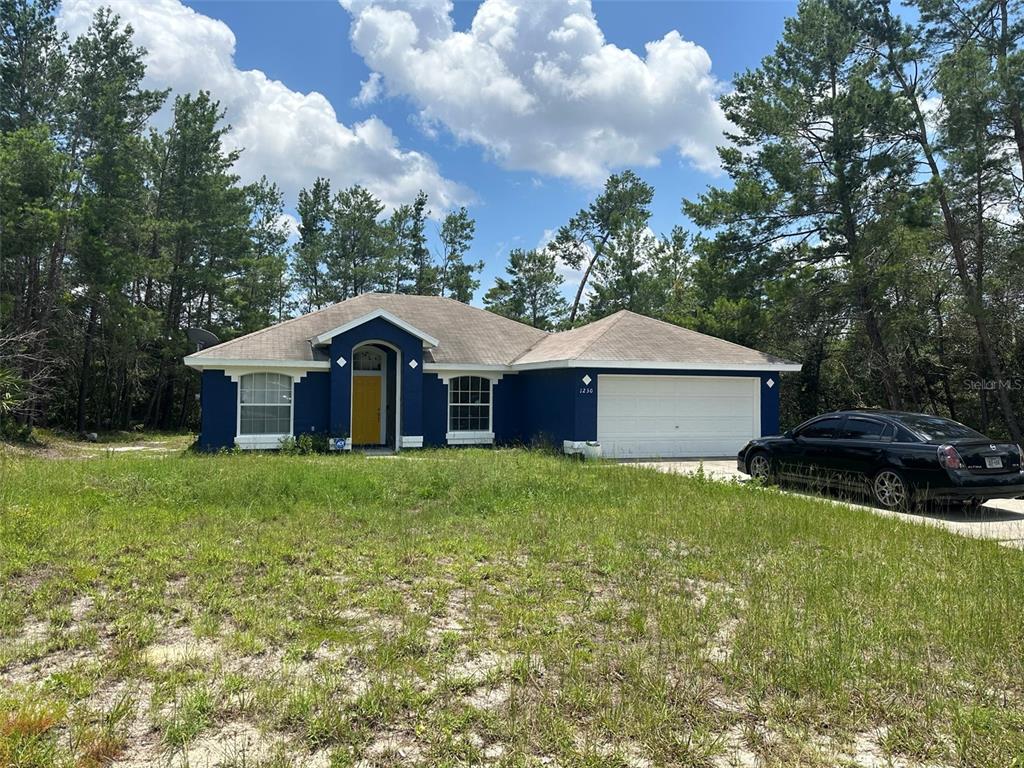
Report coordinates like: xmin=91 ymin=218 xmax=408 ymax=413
xmin=188 ymin=293 xmax=548 ymax=366
xmin=512 ymin=310 xmax=797 ymax=369
xmin=187 ymin=296 xmax=798 ymax=370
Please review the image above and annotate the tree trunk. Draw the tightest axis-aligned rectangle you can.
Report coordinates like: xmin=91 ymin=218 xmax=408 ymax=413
xmin=933 ymin=294 xmax=958 ymax=421
xmin=76 ymin=303 xmax=98 ymax=434
xmin=568 ymin=232 xmax=611 ymax=325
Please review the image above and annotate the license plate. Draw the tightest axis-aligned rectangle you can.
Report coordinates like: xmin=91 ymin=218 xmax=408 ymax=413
xmin=985 ymin=456 xmax=1003 ymax=469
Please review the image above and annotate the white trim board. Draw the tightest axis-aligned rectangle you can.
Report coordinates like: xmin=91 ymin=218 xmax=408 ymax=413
xmin=185 ymin=356 xmax=330 ymax=375
xmin=446 ymin=430 xmax=494 ymax=445
xmin=311 ymin=309 xmax=439 ymax=348
xmin=188 ymin=357 xmax=797 ymax=375
xmin=423 ymin=360 xmax=801 ymax=373
xmin=510 ymin=359 xmax=803 ymax=372
xmin=434 ymin=370 xmax=504 ymax=385
xmin=423 ymin=363 xmax=510 ymax=372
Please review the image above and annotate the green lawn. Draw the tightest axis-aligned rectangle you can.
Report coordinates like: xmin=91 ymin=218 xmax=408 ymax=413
xmin=1 ymin=448 xmax=1022 ymax=767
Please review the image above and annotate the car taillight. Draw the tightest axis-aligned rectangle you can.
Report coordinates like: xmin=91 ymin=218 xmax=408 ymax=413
xmin=937 ymin=444 xmax=964 ymax=470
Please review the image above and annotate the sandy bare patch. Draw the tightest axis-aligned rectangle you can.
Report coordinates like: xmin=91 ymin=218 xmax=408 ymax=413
xmin=18 ymin=617 xmax=50 ymax=644
xmin=357 ymin=728 xmax=424 ymax=765
xmin=104 ymin=700 xmax=160 ymax=767
xmin=843 ymin=727 xmax=954 ymax=768
xmin=164 ymin=576 xmax=188 ymax=597
xmin=713 ymin=725 xmax=759 ymax=768
xmin=340 ymin=607 xmax=372 ymax=622
xmin=2 ymin=644 xmax=97 ymax=686
xmin=341 ymin=606 xmax=403 ymax=636
xmin=483 ymin=743 xmax=506 ymax=761
xmin=70 ymin=594 xmax=95 ymax=622
xmin=143 ymin=627 xmax=217 ymax=667
xmin=426 ymin=587 xmax=471 ymax=643
xmin=710 ymin=694 xmax=746 ymax=715
xmin=464 ymin=684 xmax=509 ymax=710
xmin=86 ymin=678 xmax=152 ymax=714
xmin=448 ymin=649 xmax=511 ymax=684
xmin=173 ymin=721 xmax=271 ymax=767
xmin=573 ymin=734 xmax=653 ymax=767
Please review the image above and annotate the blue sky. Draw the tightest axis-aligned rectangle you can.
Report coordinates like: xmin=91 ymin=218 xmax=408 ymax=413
xmin=59 ymin=0 xmax=798 ymax=303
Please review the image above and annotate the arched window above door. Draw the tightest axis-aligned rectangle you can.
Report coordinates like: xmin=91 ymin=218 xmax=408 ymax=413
xmin=354 ymin=347 xmax=384 ymax=371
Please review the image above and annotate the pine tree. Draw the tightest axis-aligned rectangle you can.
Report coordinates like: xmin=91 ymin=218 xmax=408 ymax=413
xmin=436 ymin=207 xmax=482 ymax=303
xmin=483 ymin=248 xmax=566 ymax=329
xmin=327 ymin=184 xmax=385 ymax=299
xmin=550 ymin=170 xmax=655 ymax=324
xmin=292 ymin=177 xmax=331 ymax=312
xmin=66 ymin=8 xmax=166 ymax=432
xmin=234 ymin=176 xmax=290 ymax=330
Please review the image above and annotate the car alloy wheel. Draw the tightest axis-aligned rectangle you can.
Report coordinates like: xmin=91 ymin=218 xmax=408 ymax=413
xmin=749 ymin=453 xmax=771 ymax=483
xmin=873 ymin=469 xmax=907 ymax=510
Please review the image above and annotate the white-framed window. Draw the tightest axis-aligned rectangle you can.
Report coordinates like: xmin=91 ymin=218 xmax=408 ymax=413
xmin=448 ymin=375 xmax=491 ymax=433
xmin=239 ymin=372 xmax=292 ymax=435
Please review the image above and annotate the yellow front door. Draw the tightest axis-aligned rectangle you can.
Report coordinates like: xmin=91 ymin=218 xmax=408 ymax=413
xmin=352 ymin=376 xmax=382 ymax=445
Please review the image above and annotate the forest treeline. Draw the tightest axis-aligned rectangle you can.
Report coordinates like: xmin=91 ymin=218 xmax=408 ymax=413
xmin=1 ymin=0 xmax=1022 ymax=441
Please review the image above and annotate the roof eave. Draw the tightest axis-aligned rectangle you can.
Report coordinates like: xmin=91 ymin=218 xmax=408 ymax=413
xmin=183 ymin=356 xmax=331 ymax=371
xmin=425 ymin=359 xmax=802 ymax=373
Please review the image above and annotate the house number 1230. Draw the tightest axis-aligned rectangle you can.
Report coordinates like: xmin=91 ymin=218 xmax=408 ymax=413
xmin=578 ymin=386 xmax=594 ymax=395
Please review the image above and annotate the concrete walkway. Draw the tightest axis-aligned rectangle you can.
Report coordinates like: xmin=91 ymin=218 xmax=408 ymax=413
xmin=630 ymin=459 xmax=1024 ymax=549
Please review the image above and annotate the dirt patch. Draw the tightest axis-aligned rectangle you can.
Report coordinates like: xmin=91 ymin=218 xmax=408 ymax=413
xmin=447 ymin=649 xmax=511 ymax=684
xmin=464 ymin=684 xmax=509 ymax=710
xmin=712 ymin=725 xmax=759 ymax=768
xmin=706 ymin=617 xmax=740 ymax=663
xmin=142 ymin=627 xmax=218 ymax=667
xmin=573 ymin=734 xmax=654 ymax=767
xmin=17 ymin=617 xmax=50 ymax=644
xmin=427 ymin=587 xmax=471 ymax=643
xmin=70 ymin=594 xmax=95 ymax=623
xmin=358 ymin=728 xmax=424 ymax=765
xmin=2 ymin=645 xmax=97 ymax=686
xmin=844 ymin=728 xmax=954 ymax=768
xmin=172 ymin=721 xmax=271 ymax=767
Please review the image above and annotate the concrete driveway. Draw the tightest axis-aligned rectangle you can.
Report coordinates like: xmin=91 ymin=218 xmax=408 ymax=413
xmin=631 ymin=459 xmax=1024 ymax=549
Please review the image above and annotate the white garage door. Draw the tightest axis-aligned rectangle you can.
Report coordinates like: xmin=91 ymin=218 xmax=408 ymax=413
xmin=597 ymin=375 xmax=760 ymax=459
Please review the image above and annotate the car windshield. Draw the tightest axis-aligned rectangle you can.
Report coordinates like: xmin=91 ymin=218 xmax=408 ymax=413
xmin=893 ymin=414 xmax=985 ymax=442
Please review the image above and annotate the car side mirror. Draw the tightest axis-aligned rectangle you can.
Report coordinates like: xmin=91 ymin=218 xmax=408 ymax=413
xmin=783 ymin=429 xmax=796 ymax=439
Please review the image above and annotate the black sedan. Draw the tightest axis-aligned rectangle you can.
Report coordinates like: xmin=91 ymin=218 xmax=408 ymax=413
xmin=737 ymin=410 xmax=1024 ymax=509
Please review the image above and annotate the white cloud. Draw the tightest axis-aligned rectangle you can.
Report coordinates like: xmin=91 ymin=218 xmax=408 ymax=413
xmin=339 ymin=0 xmax=730 ymax=185
xmin=353 ymin=72 xmax=384 ymax=106
xmin=57 ymin=0 xmax=468 ymax=212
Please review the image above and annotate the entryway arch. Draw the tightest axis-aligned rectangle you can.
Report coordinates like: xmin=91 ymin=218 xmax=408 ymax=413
xmin=350 ymin=340 xmax=401 ymax=448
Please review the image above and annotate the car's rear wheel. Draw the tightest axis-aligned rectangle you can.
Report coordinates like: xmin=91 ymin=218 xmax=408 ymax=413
xmin=748 ymin=452 xmax=773 ymax=484
xmin=872 ymin=468 xmax=910 ymax=510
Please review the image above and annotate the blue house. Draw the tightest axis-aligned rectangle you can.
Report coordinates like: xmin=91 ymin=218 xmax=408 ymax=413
xmin=184 ymin=293 xmax=800 ymax=458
